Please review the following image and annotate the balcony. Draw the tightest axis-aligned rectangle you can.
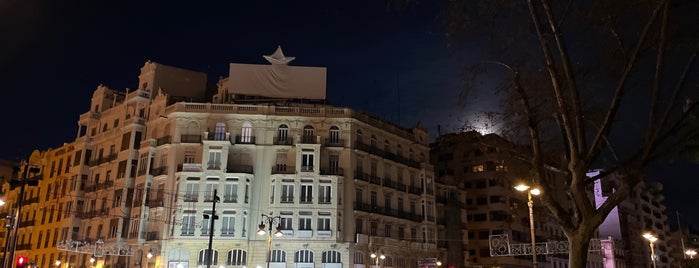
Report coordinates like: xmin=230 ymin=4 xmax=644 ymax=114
xmin=299 ymin=135 xmax=319 ymax=144
xmin=324 ymin=138 xmax=344 ymax=147
xmin=181 ymin=134 xmax=202 ymax=143
xmin=96 ymin=180 xmax=114 ymax=190
xmin=221 ymin=229 xmax=235 ymax=237
xmin=177 ymin=163 xmax=202 ymax=172
xmin=18 ymin=220 xmax=35 ymax=228
xmin=226 ymin=164 xmax=253 ymax=174
xmin=280 ymin=196 xmax=294 ymax=203
xmin=300 ymin=165 xmax=314 ymax=172
xmin=223 ymin=195 xmax=238 ymax=203
xmin=354 ymin=171 xmax=370 ymax=183
xmin=203 ymin=132 xmax=232 ymax=144
xmin=409 ymin=186 xmax=423 ymax=195
xmin=150 ymin=166 xmax=168 ymax=176
xmin=271 ymin=165 xmax=295 ymax=174
xmin=273 ymin=137 xmax=294 ymax=145
xmin=183 ymin=194 xmax=198 ymax=202
xmin=146 ymin=199 xmax=164 ymax=208
xmin=320 ymin=167 xmax=344 ymax=176
xmin=156 ymin=136 xmax=171 ymax=146
xmin=234 ymin=135 xmax=256 ymax=144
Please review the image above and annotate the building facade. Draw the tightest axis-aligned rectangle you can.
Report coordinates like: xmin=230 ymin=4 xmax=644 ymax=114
xmin=1 ymin=56 xmax=439 ymax=268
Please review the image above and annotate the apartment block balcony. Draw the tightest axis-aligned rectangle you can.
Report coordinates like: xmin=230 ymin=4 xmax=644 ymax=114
xmin=150 ymin=166 xmax=168 ymax=176
xmin=146 ymin=198 xmax=164 ymax=208
xmin=354 ymin=171 xmax=371 ymax=183
xmin=222 ymin=195 xmax=238 ymax=203
xmin=177 ymin=163 xmax=202 ymax=172
xmin=299 ymin=135 xmax=319 ymax=144
xmin=320 ymin=167 xmax=343 ymax=176
xmin=273 ymin=137 xmax=294 ymax=145
xmin=180 ymin=134 xmax=202 ymax=143
xmin=408 ymin=186 xmax=423 ymax=195
xmin=203 ymin=132 xmax=233 ymax=144
xmin=272 ymin=165 xmax=295 ymax=174
xmin=156 ymin=135 xmax=171 ymax=146
xmin=183 ymin=194 xmax=198 ymax=202
xmin=18 ymin=220 xmax=35 ymax=228
xmin=226 ymin=164 xmax=253 ymax=174
xmin=323 ymin=138 xmax=344 ymax=147
xmin=234 ymin=135 xmax=256 ymax=144
xmin=300 ymin=165 xmax=314 ymax=172
xmin=96 ymin=180 xmax=114 ymax=190
xmin=145 ymin=231 xmax=159 ymax=241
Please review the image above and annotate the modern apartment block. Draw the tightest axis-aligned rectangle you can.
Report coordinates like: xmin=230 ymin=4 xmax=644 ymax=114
xmin=592 ymin=170 xmax=676 ymax=268
xmin=431 ymin=131 xmax=608 ymax=268
xmin=1 ymin=49 xmax=439 ymax=268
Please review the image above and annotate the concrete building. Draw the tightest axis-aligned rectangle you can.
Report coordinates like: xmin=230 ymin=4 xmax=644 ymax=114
xmin=431 ymin=131 xmax=605 ymax=268
xmin=592 ymin=170 xmax=676 ymax=268
xmin=1 ymin=50 xmax=439 ymax=268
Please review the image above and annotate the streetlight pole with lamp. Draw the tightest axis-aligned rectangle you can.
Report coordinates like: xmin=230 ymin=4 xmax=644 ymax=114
xmin=686 ymin=249 xmax=697 ymax=259
xmin=257 ymin=214 xmax=283 ymax=268
xmin=643 ymin=233 xmax=658 ymax=268
xmin=370 ymin=252 xmax=385 ymax=268
xmin=515 ymin=184 xmax=541 ymax=268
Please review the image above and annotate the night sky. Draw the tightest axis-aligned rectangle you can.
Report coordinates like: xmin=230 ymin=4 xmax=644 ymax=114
xmin=1 ymin=1 xmax=697 ymax=226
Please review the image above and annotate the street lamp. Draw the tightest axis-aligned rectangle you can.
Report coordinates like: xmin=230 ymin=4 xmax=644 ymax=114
xmin=643 ymin=233 xmax=658 ymax=268
xmin=515 ymin=184 xmax=541 ymax=268
xmin=370 ymin=252 xmax=385 ymax=268
xmin=686 ymin=249 xmax=697 ymax=259
xmin=257 ymin=214 xmax=283 ymax=268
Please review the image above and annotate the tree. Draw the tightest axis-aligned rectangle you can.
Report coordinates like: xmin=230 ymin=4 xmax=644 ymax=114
xmin=432 ymin=0 xmax=698 ymax=267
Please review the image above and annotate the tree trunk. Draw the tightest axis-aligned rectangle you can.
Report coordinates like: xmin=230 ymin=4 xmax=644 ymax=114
xmin=567 ymin=230 xmax=593 ymax=268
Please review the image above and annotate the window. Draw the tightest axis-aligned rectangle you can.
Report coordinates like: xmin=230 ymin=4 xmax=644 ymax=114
xmin=214 ymin=122 xmax=226 ymax=141
xmin=240 ymin=122 xmax=253 ymax=143
xmin=208 ymin=151 xmax=221 ymax=170
xmin=222 ymin=216 xmax=235 ymax=236
xmin=329 ymin=126 xmax=340 ymax=144
xmin=300 ymin=184 xmax=313 ymax=203
xmin=299 ymin=217 xmax=312 ymax=230
xmin=281 ymin=185 xmax=294 ymax=203
xmin=295 ymin=250 xmax=314 ymax=263
xmin=227 ymin=249 xmax=247 ymax=265
xmin=202 ymin=214 xmax=212 ymax=236
xmin=370 ymin=135 xmax=377 ymax=147
xmin=318 ymin=217 xmax=331 ymax=231
xmin=356 ymin=130 xmax=363 ymax=144
xmin=205 ymin=183 xmax=218 ymax=202
xmin=322 ymin=251 xmax=341 ymax=263
xmin=181 ymin=215 xmax=195 ymax=236
xmin=275 ymin=124 xmax=290 ymax=145
xmin=384 ymin=223 xmax=392 ymax=237
xmin=224 ymin=183 xmax=238 ymax=203
xmin=354 ymin=252 xmax=364 ymax=265
xmin=370 ymin=221 xmax=378 ymax=236
xmin=184 ymin=154 xmax=195 ymax=164
xmin=270 ymin=249 xmax=286 ymax=263
xmin=198 ymin=249 xmax=218 ymax=265
xmin=280 ymin=216 xmax=293 ymax=230
xmin=355 ymin=218 xmax=364 ymax=234
xmin=328 ymin=154 xmax=340 ymax=174
xmin=301 ymin=151 xmax=314 ymax=171
xmin=185 ymin=183 xmax=199 ymax=202
xmin=302 ymin=125 xmax=315 ymax=143
xmin=319 ymin=185 xmax=331 ymax=204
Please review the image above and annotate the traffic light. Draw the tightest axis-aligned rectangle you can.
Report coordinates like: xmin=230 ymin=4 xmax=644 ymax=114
xmin=16 ymin=256 xmax=28 ymax=268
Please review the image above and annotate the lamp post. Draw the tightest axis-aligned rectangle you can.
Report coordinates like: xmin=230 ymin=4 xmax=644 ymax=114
xmin=515 ymin=184 xmax=541 ymax=268
xmin=686 ymin=249 xmax=697 ymax=259
xmin=370 ymin=252 xmax=385 ymax=268
xmin=257 ymin=214 xmax=283 ymax=268
xmin=643 ymin=233 xmax=658 ymax=268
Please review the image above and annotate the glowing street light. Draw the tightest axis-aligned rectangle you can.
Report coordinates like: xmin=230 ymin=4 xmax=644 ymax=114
xmin=685 ymin=249 xmax=697 ymax=259
xmin=643 ymin=233 xmax=658 ymax=268
xmin=370 ymin=252 xmax=385 ymax=268
xmin=515 ymin=183 xmax=541 ymax=268
xmin=257 ymin=214 xmax=283 ymax=268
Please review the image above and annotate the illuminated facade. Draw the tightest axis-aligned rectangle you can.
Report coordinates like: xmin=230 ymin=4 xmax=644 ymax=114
xmin=2 ymin=57 xmax=438 ymax=268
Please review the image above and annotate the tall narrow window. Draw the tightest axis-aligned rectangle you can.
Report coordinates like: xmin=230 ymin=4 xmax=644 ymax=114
xmin=329 ymin=126 xmax=340 ymax=145
xmin=181 ymin=215 xmax=196 ymax=236
xmin=224 ymin=183 xmax=238 ymax=203
xmin=281 ymin=185 xmax=294 ymax=203
xmin=302 ymin=125 xmax=315 ymax=143
xmin=240 ymin=122 xmax=253 ymax=143
xmin=208 ymin=151 xmax=221 ymax=170
xmin=276 ymin=124 xmax=290 ymax=145
xmin=301 ymin=150 xmax=314 ymax=171
xmin=205 ymin=183 xmax=218 ymax=202
xmin=221 ymin=215 xmax=235 ymax=236
xmin=356 ymin=130 xmax=363 ymax=144
xmin=300 ymin=184 xmax=313 ymax=203
xmin=319 ymin=185 xmax=331 ymax=204
xmin=329 ymin=155 xmax=339 ymax=174
xmin=214 ymin=122 xmax=226 ymax=141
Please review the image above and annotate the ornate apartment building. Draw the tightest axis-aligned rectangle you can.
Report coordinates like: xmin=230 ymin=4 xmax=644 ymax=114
xmin=1 ymin=54 xmax=439 ymax=268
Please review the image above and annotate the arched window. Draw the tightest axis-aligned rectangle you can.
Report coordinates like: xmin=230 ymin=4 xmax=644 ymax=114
xmin=356 ymin=130 xmax=364 ymax=144
xmin=302 ymin=125 xmax=315 ymax=143
xmin=197 ymin=249 xmax=218 ymax=265
xmin=270 ymin=249 xmax=286 ymax=263
xmin=214 ymin=122 xmax=226 ymax=141
xmin=396 ymin=145 xmax=403 ymax=157
xmin=277 ymin=124 xmax=290 ymax=144
xmin=294 ymin=249 xmax=314 ymax=263
xmin=329 ymin=126 xmax=340 ymax=145
xmin=384 ymin=140 xmax=391 ymax=154
xmin=322 ymin=250 xmax=341 ymax=263
xmin=240 ymin=122 xmax=253 ymax=144
xmin=370 ymin=135 xmax=377 ymax=148
xmin=409 ymin=149 xmax=414 ymax=160
xmin=227 ymin=249 xmax=247 ymax=265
